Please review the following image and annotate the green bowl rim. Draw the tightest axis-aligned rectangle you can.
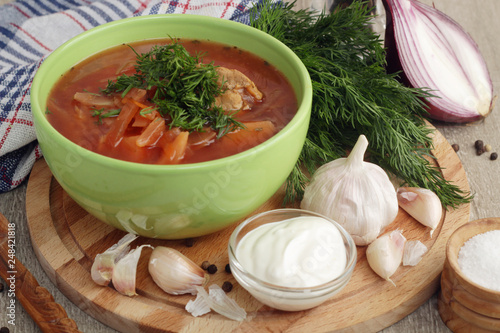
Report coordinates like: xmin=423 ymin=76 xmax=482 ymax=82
xmin=31 ymin=14 xmax=313 ymax=173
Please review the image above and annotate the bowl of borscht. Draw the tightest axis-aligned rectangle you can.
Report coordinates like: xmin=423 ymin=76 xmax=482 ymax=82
xmin=30 ymin=14 xmax=312 ymax=239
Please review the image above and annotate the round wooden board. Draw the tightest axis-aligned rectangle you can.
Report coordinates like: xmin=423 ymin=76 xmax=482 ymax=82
xmin=25 ymin=127 xmax=470 ymax=333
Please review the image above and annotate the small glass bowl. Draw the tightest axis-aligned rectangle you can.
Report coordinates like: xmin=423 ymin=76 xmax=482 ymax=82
xmin=228 ymin=208 xmax=357 ymax=311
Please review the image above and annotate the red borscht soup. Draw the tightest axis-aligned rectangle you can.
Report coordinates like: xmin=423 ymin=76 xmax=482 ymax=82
xmin=46 ymin=39 xmax=297 ymax=164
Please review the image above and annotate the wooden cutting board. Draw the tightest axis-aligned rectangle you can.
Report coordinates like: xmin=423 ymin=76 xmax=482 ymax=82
xmin=25 ymin=127 xmax=470 ymax=333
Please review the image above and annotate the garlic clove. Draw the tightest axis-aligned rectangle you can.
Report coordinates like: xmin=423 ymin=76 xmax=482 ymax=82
xmin=403 ymin=240 xmax=428 ymax=267
xmin=189 ymin=285 xmax=246 ymax=321
xmin=112 ymin=244 xmax=153 ymax=296
xmin=397 ymin=187 xmax=443 ymax=237
xmin=366 ymin=230 xmax=406 ymax=286
xmin=91 ymin=253 xmax=115 ymax=286
xmin=148 ymin=246 xmax=208 ymax=295
xmin=91 ymin=233 xmax=138 ymax=286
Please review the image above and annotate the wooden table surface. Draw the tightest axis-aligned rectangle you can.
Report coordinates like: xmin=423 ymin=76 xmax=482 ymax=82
xmin=1 ymin=0 xmax=499 ymax=332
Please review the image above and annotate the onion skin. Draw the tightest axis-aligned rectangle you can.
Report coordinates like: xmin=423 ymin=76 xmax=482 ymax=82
xmin=384 ymin=0 xmax=494 ymax=123
xmin=425 ymin=94 xmax=494 ymax=123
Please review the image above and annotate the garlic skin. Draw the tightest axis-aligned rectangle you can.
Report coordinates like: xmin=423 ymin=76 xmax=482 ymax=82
xmin=366 ymin=230 xmax=406 ymax=286
xmin=403 ymin=240 xmax=428 ymax=267
xmin=185 ymin=291 xmax=211 ymax=317
xmin=187 ymin=285 xmax=246 ymax=321
xmin=301 ymin=135 xmax=399 ymax=246
xmin=148 ymin=246 xmax=208 ymax=295
xmin=112 ymin=244 xmax=153 ymax=296
xmin=91 ymin=233 xmax=138 ymax=286
xmin=397 ymin=187 xmax=442 ymax=237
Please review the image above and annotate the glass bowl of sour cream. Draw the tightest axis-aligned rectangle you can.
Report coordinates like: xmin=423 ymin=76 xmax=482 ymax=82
xmin=228 ymin=208 xmax=357 ymax=311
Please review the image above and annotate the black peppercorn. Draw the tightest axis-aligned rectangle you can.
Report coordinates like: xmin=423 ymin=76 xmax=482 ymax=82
xmin=475 ymin=139 xmax=484 ymax=151
xmin=222 ymin=281 xmax=233 ymax=293
xmin=225 ymin=263 xmax=231 ymax=274
xmin=201 ymin=261 xmax=210 ymax=270
xmin=452 ymin=143 xmax=459 ymax=152
xmin=184 ymin=238 xmax=194 ymax=247
xmin=491 ymin=152 xmax=498 ymax=161
xmin=207 ymin=264 xmax=218 ymax=274
xmin=0 ymin=327 xmax=10 ymax=333
xmin=476 ymin=147 xmax=485 ymax=156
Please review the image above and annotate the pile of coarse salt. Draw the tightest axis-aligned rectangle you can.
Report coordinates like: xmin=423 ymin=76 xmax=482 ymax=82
xmin=457 ymin=230 xmax=500 ymax=292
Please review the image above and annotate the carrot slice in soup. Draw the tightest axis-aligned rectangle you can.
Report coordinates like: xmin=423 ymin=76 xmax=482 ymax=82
xmin=131 ymin=114 xmax=151 ymax=128
xmin=132 ymin=109 xmax=160 ymax=127
xmin=119 ymin=135 xmax=148 ymax=162
xmin=136 ymin=117 xmax=166 ymax=147
xmin=104 ymin=101 xmax=139 ymax=147
xmin=129 ymin=99 xmax=149 ymax=109
xmin=160 ymin=131 xmax=189 ymax=164
xmin=104 ymin=88 xmax=147 ymax=146
xmin=188 ymin=128 xmax=216 ymax=150
xmin=224 ymin=121 xmax=276 ymax=147
xmin=163 ymin=127 xmax=182 ymax=142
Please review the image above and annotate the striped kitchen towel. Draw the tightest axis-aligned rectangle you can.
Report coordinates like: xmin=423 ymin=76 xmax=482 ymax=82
xmin=0 ymin=0 xmax=260 ymax=193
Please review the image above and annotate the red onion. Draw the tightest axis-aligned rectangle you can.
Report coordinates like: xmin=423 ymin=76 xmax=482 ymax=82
xmin=384 ymin=0 xmax=495 ymax=123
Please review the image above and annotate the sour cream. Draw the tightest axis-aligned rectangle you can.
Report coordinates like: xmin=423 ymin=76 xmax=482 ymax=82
xmin=235 ymin=216 xmax=347 ymax=288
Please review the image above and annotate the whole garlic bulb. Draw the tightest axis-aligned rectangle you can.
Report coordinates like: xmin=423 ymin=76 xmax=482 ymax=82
xmin=301 ymin=135 xmax=399 ymax=246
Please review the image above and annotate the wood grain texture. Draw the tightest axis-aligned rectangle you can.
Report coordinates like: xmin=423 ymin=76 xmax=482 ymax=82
xmin=438 ymin=218 xmax=500 ymax=332
xmin=2 ymin=1 xmax=499 ymax=332
xmin=0 ymin=213 xmax=81 ymax=333
xmin=23 ymin=126 xmax=470 ymax=333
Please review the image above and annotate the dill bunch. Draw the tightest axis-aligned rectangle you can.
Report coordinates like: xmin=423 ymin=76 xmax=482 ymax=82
xmin=250 ymin=0 xmax=471 ymax=208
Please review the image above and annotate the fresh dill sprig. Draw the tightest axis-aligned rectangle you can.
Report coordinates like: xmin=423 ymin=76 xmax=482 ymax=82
xmin=91 ymin=108 xmax=121 ymax=124
xmin=139 ymin=106 xmax=156 ymax=115
xmin=82 ymin=89 xmax=102 ymax=96
xmin=250 ymin=0 xmax=472 ymax=208
xmin=102 ymin=41 xmax=243 ymax=138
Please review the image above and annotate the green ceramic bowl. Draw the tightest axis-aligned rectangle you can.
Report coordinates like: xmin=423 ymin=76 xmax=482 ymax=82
xmin=31 ymin=15 xmax=312 ymax=239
